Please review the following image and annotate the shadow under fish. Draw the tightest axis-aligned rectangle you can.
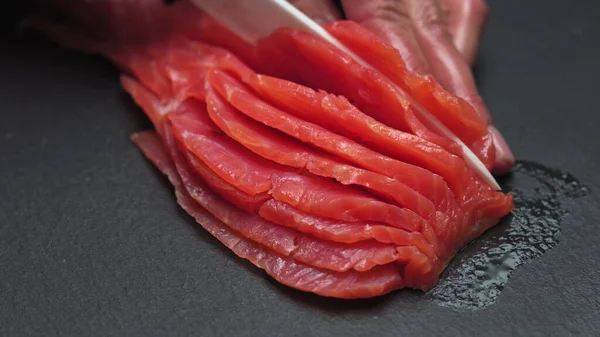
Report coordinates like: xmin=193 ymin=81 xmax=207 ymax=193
xmin=425 ymin=160 xmax=590 ymax=310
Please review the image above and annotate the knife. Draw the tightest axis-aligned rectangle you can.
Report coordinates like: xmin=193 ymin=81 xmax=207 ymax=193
xmin=188 ymin=0 xmax=502 ymax=191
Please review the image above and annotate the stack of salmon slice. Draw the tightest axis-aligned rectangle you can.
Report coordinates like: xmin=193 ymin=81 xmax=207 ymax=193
xmin=30 ymin=0 xmax=513 ymax=298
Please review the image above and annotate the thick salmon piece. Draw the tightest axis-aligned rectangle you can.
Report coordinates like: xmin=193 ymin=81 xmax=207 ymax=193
xmin=324 ymin=21 xmax=493 ymax=165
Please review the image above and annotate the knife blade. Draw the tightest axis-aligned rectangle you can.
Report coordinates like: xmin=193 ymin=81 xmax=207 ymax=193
xmin=188 ymin=0 xmax=502 ymax=191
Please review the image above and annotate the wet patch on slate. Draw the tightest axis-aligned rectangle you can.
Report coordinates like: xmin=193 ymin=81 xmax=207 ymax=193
xmin=425 ymin=160 xmax=590 ymax=310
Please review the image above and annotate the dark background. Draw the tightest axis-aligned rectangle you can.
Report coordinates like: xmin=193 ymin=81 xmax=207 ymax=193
xmin=1 ymin=1 xmax=599 ymax=336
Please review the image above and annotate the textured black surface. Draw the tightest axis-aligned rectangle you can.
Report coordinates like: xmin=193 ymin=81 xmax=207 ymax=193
xmin=1 ymin=1 xmax=600 ymax=336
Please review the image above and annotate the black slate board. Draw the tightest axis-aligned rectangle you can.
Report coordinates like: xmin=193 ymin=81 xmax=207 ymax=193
xmin=1 ymin=0 xmax=599 ymax=336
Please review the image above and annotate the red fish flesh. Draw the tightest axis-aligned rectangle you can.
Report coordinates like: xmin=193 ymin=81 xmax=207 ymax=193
xmin=28 ymin=0 xmax=514 ymax=298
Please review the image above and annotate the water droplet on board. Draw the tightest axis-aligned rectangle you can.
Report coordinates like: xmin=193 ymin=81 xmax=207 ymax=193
xmin=425 ymin=161 xmax=590 ymax=310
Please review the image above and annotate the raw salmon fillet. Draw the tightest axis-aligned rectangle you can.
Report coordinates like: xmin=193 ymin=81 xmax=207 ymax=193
xmin=29 ymin=0 xmax=514 ymax=298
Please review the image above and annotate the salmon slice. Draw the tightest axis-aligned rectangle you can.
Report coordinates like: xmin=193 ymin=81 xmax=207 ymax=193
xmin=270 ymin=173 xmax=424 ymax=232
xmin=131 ymin=130 xmax=405 ymax=298
xmin=151 ymin=37 xmax=255 ymax=101
xmin=184 ymin=149 xmax=269 ymax=213
xmin=121 ymin=75 xmax=172 ymax=134
xmin=259 ymin=200 xmax=437 ymax=259
xmin=171 ymin=112 xmax=276 ymax=196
